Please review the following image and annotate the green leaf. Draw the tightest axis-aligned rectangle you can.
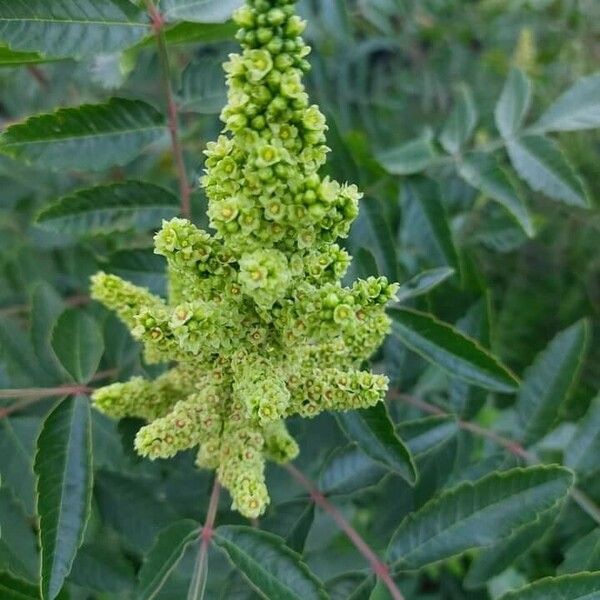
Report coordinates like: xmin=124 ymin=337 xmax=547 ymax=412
xmin=515 ymin=320 xmax=589 ymax=445
xmin=213 ymin=526 xmax=328 ymax=600
xmin=0 ymin=572 xmax=39 ymax=600
xmin=389 ymin=307 xmax=519 ymax=393
xmin=51 ymin=309 xmax=104 ymax=384
xmin=402 ymin=179 xmax=460 ymax=273
xmin=285 ymin=503 xmax=315 ymax=554
xmin=440 ymin=85 xmax=478 ymax=154
xmin=376 ymin=135 xmax=438 ymax=175
xmin=506 ymin=135 xmax=589 ymax=207
xmin=397 ymin=415 xmax=459 ymax=459
xmin=36 ymin=181 xmax=179 ymax=236
xmin=565 ymin=394 xmax=600 ymax=476
xmin=35 ymin=396 xmax=93 ymax=600
xmin=161 ymin=0 xmax=243 ymax=23
xmin=0 ymin=44 xmax=56 ymax=66
xmin=319 ymin=445 xmax=385 ymax=497
xmin=0 ymin=0 xmax=149 ymax=58
xmin=534 ymin=72 xmax=600 ymax=132
xmin=0 ymin=98 xmax=165 ymax=171
xmin=179 ymin=57 xmax=227 ymax=114
xmin=498 ymin=573 xmax=600 ymax=600
xmin=458 ymin=153 xmax=534 ymax=237
xmin=337 ymin=403 xmax=417 ymax=485
xmin=136 ymin=520 xmax=200 ymax=600
xmin=353 ymin=247 xmax=379 ymax=279
xmin=162 ymin=20 xmax=237 ymax=45
xmin=495 ymin=69 xmax=532 ymax=138
xmin=395 ymin=267 xmax=455 ymax=303
xmin=558 ymin=528 xmax=600 ymax=574
xmin=387 ymin=466 xmax=574 ymax=570
xmin=361 ymin=197 xmax=400 ymax=281
xmin=108 ymin=249 xmax=167 ymax=296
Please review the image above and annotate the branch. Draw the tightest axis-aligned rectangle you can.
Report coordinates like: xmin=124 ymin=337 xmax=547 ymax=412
xmin=285 ymin=463 xmax=405 ymax=600
xmin=188 ymin=478 xmax=221 ymax=600
xmin=391 ymin=391 xmax=600 ymax=526
xmin=145 ymin=0 xmax=192 ymax=219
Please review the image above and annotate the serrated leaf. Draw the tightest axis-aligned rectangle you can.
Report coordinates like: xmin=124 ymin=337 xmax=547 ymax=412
xmin=389 ymin=307 xmax=519 ymax=393
xmin=495 ymin=69 xmax=532 ymax=138
xmin=0 ymin=0 xmax=149 ymax=59
xmin=387 ymin=466 xmax=574 ymax=570
xmin=51 ymin=309 xmax=103 ymax=384
xmin=402 ymin=179 xmax=460 ymax=273
xmin=458 ymin=153 xmax=534 ymax=237
xmin=515 ymin=320 xmax=589 ymax=445
xmin=534 ymin=72 xmax=600 ymax=132
xmin=397 ymin=415 xmax=459 ymax=459
xmin=498 ymin=573 xmax=600 ymax=600
xmin=565 ymin=394 xmax=600 ymax=476
xmin=558 ymin=528 xmax=600 ymax=574
xmin=395 ymin=267 xmax=455 ymax=303
xmin=319 ymin=445 xmax=385 ymax=496
xmin=213 ymin=526 xmax=328 ymax=600
xmin=440 ymin=85 xmax=478 ymax=154
xmin=179 ymin=56 xmax=227 ymax=114
xmin=376 ymin=135 xmax=438 ymax=175
xmin=36 ymin=181 xmax=179 ymax=236
xmin=136 ymin=520 xmax=199 ymax=600
xmin=337 ymin=403 xmax=417 ymax=484
xmin=0 ymin=572 xmax=39 ymax=600
xmin=0 ymin=98 xmax=165 ymax=171
xmin=35 ymin=396 xmax=93 ymax=600
xmin=108 ymin=249 xmax=167 ymax=296
xmin=506 ymin=135 xmax=589 ymax=207
xmin=161 ymin=0 xmax=243 ymax=23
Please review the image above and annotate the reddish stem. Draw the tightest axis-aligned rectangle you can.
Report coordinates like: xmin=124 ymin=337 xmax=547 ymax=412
xmin=285 ymin=463 xmax=405 ymax=600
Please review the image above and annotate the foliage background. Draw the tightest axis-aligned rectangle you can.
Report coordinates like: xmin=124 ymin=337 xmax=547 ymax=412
xmin=0 ymin=0 xmax=599 ymax=599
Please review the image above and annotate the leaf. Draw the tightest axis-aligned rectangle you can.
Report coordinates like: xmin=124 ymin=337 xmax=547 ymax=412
xmin=498 ymin=573 xmax=600 ymax=600
xmin=0 ymin=0 xmax=149 ymax=58
xmin=336 ymin=403 xmax=417 ymax=485
xmin=108 ymin=249 xmax=167 ymax=296
xmin=36 ymin=181 xmax=179 ymax=236
xmin=213 ymin=526 xmax=328 ymax=600
xmin=376 ymin=135 xmax=438 ymax=175
xmin=559 ymin=528 xmax=600 ymax=575
xmin=534 ymin=72 xmax=600 ymax=132
xmin=0 ymin=572 xmax=39 ymax=600
xmin=51 ymin=309 xmax=104 ymax=384
xmin=136 ymin=520 xmax=200 ymax=600
xmin=440 ymin=85 xmax=478 ymax=154
xmin=361 ymin=197 xmax=399 ymax=281
xmin=506 ymin=135 xmax=589 ymax=207
xmin=319 ymin=445 xmax=385 ymax=497
xmin=162 ymin=20 xmax=237 ymax=45
xmin=353 ymin=247 xmax=379 ymax=279
xmin=161 ymin=0 xmax=243 ymax=23
xmin=35 ymin=396 xmax=93 ymax=600
xmin=285 ymin=503 xmax=315 ymax=554
xmin=515 ymin=320 xmax=589 ymax=445
xmin=495 ymin=69 xmax=532 ymax=138
xmin=389 ymin=307 xmax=519 ymax=393
xmin=402 ymin=179 xmax=460 ymax=273
xmin=179 ymin=56 xmax=227 ymax=114
xmin=397 ymin=415 xmax=459 ymax=459
xmin=565 ymin=394 xmax=600 ymax=476
xmin=395 ymin=267 xmax=455 ymax=303
xmin=387 ymin=466 xmax=574 ymax=570
xmin=0 ymin=98 xmax=165 ymax=171
xmin=458 ymin=153 xmax=534 ymax=237
xmin=0 ymin=44 xmax=56 ymax=66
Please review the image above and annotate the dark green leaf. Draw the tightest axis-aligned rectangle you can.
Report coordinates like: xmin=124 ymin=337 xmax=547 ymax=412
xmin=35 ymin=396 xmax=93 ymax=600
xmin=506 ymin=135 xmax=589 ymax=207
xmin=397 ymin=415 xmax=459 ymax=459
xmin=353 ymin=248 xmax=379 ymax=279
xmin=213 ymin=526 xmax=328 ymax=600
xmin=361 ymin=197 xmax=400 ymax=281
xmin=376 ymin=135 xmax=438 ymax=175
xmin=458 ymin=153 xmax=534 ymax=237
xmin=387 ymin=466 xmax=573 ymax=570
xmin=440 ymin=85 xmax=478 ymax=154
xmin=179 ymin=57 xmax=227 ymax=114
xmin=51 ymin=309 xmax=103 ymax=384
xmin=498 ymin=573 xmax=600 ymax=600
xmin=36 ymin=181 xmax=179 ymax=236
xmin=136 ymin=520 xmax=200 ymax=600
xmin=108 ymin=249 xmax=167 ymax=296
xmin=337 ymin=403 xmax=417 ymax=484
xmin=558 ymin=528 xmax=600 ymax=574
xmin=0 ymin=98 xmax=165 ymax=171
xmin=285 ymin=503 xmax=315 ymax=554
xmin=0 ymin=45 xmax=56 ymax=66
xmin=395 ymin=267 xmax=455 ymax=303
xmin=515 ymin=320 xmax=589 ymax=445
xmin=495 ymin=69 xmax=532 ymax=138
xmin=0 ymin=572 xmax=39 ymax=600
xmin=534 ymin=73 xmax=600 ymax=132
xmin=0 ymin=0 xmax=149 ymax=58
xmin=389 ymin=307 xmax=519 ymax=393
xmin=565 ymin=394 xmax=600 ymax=476
xmin=161 ymin=0 xmax=243 ymax=23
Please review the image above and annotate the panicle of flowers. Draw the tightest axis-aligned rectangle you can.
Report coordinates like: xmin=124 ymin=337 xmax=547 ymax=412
xmin=91 ymin=0 xmax=398 ymax=519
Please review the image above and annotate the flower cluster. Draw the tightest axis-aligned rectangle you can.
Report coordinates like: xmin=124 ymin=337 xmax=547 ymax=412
xmin=91 ymin=0 xmax=398 ymax=519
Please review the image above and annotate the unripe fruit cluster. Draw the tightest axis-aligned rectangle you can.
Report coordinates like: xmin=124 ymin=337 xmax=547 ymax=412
xmin=91 ymin=0 xmax=398 ymax=519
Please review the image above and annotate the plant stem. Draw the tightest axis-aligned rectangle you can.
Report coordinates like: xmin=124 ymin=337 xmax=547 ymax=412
xmin=392 ymin=391 xmax=600 ymax=526
xmin=145 ymin=0 xmax=192 ymax=219
xmin=285 ymin=463 xmax=405 ymax=600
xmin=188 ymin=478 xmax=221 ymax=600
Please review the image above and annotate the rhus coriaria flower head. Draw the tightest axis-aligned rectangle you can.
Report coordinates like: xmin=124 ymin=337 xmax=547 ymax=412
xmin=91 ymin=0 xmax=398 ymax=519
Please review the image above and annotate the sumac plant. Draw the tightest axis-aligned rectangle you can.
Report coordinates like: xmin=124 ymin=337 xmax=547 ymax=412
xmin=0 ymin=1 xmax=598 ymax=600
